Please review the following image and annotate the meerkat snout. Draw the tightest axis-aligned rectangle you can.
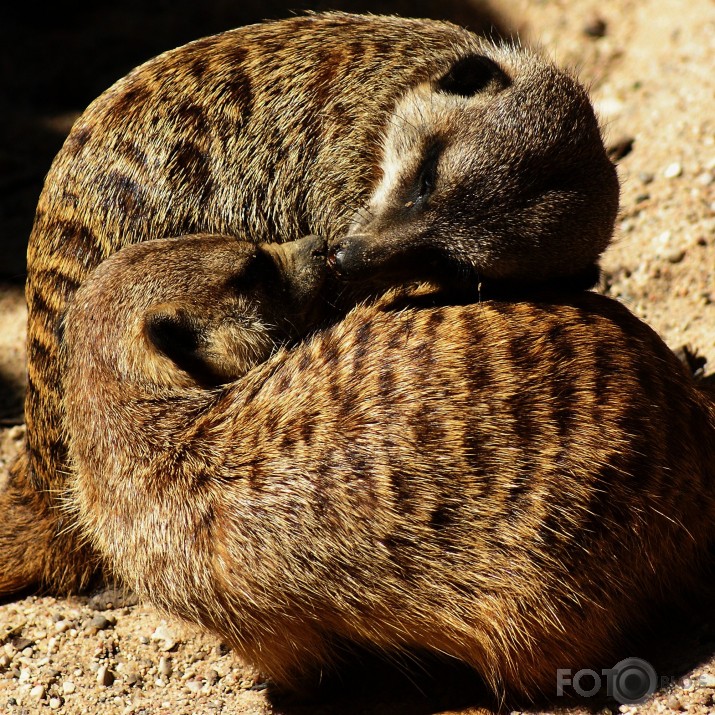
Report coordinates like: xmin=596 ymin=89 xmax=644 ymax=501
xmin=261 ymin=234 xmax=329 ymax=311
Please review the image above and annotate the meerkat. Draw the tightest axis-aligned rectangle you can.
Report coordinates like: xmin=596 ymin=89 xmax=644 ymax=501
xmin=4 ymin=12 xmax=619 ymax=596
xmin=62 ymin=233 xmax=715 ymax=704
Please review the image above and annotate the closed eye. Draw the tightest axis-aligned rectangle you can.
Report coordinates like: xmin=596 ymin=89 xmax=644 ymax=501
xmin=418 ymin=158 xmax=436 ymax=199
xmin=412 ymin=141 xmax=443 ymax=205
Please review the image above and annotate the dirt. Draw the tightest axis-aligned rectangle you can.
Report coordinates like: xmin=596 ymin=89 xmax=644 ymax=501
xmin=0 ymin=0 xmax=714 ymax=713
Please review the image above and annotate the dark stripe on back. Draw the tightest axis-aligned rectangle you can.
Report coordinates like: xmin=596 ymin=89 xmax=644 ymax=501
xmin=345 ymin=449 xmax=378 ymax=512
xmin=28 ymin=336 xmax=52 ymax=366
xmin=378 ymin=364 xmax=395 ymax=399
xmin=64 ymin=125 xmax=92 ymax=155
xmin=547 ymin=322 xmax=578 ymax=440
xmin=166 ymin=140 xmax=213 ymax=202
xmin=103 ymin=170 xmax=148 ymax=217
xmin=381 ymin=535 xmax=421 ymax=584
xmin=111 ymin=83 xmax=153 ymax=118
xmin=44 ymin=220 xmax=101 ymax=271
xmin=389 ymin=469 xmax=415 ymax=514
xmin=593 ymin=338 xmax=618 ymax=406
xmin=351 ymin=320 xmax=372 ymax=374
xmin=189 ymin=55 xmax=209 ymax=82
xmin=307 ymin=48 xmax=342 ymax=110
xmin=413 ymin=404 xmax=446 ymax=452
xmin=217 ymin=46 xmax=254 ymax=115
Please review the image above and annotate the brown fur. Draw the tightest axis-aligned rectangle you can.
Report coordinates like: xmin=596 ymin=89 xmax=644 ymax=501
xmin=63 ymin=235 xmax=715 ymax=704
xmin=5 ymin=12 xmax=618 ymax=595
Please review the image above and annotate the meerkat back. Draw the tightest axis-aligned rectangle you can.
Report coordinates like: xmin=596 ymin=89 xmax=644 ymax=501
xmin=63 ymin=234 xmax=715 ymax=705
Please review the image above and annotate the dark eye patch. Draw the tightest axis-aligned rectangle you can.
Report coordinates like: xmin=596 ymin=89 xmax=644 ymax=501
xmin=225 ymin=248 xmax=280 ymax=295
xmin=411 ymin=141 xmax=443 ymax=205
xmin=436 ymin=54 xmax=508 ymax=97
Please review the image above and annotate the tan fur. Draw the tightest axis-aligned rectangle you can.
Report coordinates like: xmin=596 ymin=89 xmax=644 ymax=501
xmin=4 ymin=12 xmax=619 ymax=595
xmin=63 ymin=235 xmax=715 ymax=704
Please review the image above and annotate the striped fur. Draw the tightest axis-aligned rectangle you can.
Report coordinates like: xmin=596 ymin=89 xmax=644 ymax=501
xmin=5 ymin=12 xmax=618 ymax=594
xmin=63 ymin=235 xmax=715 ymax=703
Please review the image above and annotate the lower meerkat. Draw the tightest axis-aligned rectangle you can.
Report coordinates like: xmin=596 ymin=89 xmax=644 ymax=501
xmin=63 ymin=234 xmax=715 ymax=704
xmin=6 ymin=12 xmax=619 ymax=595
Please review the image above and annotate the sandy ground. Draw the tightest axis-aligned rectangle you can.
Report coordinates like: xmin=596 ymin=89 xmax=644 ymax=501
xmin=1 ymin=0 xmax=714 ymax=713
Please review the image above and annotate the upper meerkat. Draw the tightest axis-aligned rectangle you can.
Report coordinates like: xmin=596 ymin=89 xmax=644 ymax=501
xmin=4 ymin=12 xmax=618 ymax=595
xmin=63 ymin=234 xmax=715 ymax=705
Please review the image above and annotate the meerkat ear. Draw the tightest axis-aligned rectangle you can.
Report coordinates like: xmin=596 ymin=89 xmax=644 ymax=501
xmin=144 ymin=303 xmax=212 ymax=381
xmin=144 ymin=303 xmax=257 ymax=386
xmin=436 ymin=55 xmax=508 ymax=97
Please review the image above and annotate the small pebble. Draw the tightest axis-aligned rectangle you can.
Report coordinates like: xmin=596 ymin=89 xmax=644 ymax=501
xmin=666 ymin=694 xmax=683 ymax=710
xmin=186 ymin=679 xmax=203 ymax=693
xmin=97 ymin=664 xmax=115 ymax=687
xmin=158 ymin=656 xmax=172 ymax=678
xmin=21 ymin=646 xmax=33 ymax=657
xmin=88 ymin=587 xmax=139 ymax=610
xmin=639 ymin=171 xmax=655 ymax=184
xmin=124 ymin=671 xmax=141 ymax=687
xmin=18 ymin=667 xmax=31 ymax=682
xmin=54 ymin=620 xmax=70 ymax=634
xmin=700 ymin=673 xmax=715 ymax=687
xmin=14 ymin=638 xmax=33 ymax=651
xmin=89 ymin=614 xmax=112 ymax=631
xmin=663 ymin=161 xmax=683 ymax=178
xmin=49 ymin=697 xmax=63 ymax=710
xmin=151 ymin=625 xmax=178 ymax=652
xmin=0 ymin=654 xmax=11 ymax=669
xmin=62 ymin=680 xmax=76 ymax=694
xmin=207 ymin=669 xmax=220 ymax=685
xmin=8 ymin=426 xmax=24 ymax=441
xmin=30 ymin=684 xmax=45 ymax=700
xmin=583 ymin=15 xmax=607 ymax=37
xmin=607 ymin=135 xmax=634 ymax=161
xmin=666 ymin=248 xmax=686 ymax=263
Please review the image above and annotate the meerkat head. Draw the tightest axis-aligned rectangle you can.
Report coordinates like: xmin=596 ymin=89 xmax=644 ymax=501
xmin=330 ymin=49 xmax=619 ymax=291
xmin=63 ymin=234 xmax=328 ymax=389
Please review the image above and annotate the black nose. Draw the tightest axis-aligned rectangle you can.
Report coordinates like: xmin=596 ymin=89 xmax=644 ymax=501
xmin=327 ymin=240 xmax=348 ymax=273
